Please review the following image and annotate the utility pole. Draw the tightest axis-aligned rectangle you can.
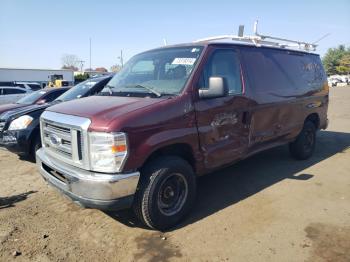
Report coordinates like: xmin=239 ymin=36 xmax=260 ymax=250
xmin=77 ymin=60 xmax=85 ymax=72
xmin=118 ymin=50 xmax=124 ymax=68
xmin=89 ymin=38 xmax=92 ymax=71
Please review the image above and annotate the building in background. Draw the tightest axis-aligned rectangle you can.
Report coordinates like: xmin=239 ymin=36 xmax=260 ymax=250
xmin=0 ymin=68 xmax=74 ymax=88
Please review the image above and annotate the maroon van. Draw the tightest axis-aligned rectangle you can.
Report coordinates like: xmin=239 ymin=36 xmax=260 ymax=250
xmin=36 ymin=42 xmax=328 ymax=230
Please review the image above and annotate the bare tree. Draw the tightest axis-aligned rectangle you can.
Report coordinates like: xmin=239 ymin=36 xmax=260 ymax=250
xmin=61 ymin=54 xmax=80 ymax=69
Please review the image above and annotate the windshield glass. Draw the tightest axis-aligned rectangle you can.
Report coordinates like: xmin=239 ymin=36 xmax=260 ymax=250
xmin=56 ymin=79 xmax=98 ymax=102
xmin=102 ymin=46 xmax=203 ymax=97
xmin=16 ymin=90 xmax=47 ymax=104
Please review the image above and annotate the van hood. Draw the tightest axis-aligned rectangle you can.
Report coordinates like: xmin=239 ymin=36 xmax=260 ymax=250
xmin=46 ymin=96 xmax=167 ymax=128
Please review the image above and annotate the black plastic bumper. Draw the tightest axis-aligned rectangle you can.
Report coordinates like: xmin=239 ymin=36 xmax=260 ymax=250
xmin=0 ymin=129 xmax=32 ymax=155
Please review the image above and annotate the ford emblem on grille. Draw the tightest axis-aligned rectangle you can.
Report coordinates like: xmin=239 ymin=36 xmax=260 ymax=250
xmin=49 ymin=134 xmax=62 ymax=147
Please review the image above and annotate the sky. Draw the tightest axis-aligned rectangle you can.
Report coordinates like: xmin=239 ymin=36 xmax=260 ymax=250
xmin=0 ymin=0 xmax=349 ymax=70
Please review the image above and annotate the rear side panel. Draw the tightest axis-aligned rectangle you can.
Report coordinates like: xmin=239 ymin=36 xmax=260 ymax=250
xmin=240 ymin=46 xmax=328 ymax=151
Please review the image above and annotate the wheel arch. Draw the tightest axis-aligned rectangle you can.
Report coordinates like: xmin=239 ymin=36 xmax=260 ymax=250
xmin=141 ymin=143 xmax=196 ymax=173
xmin=305 ymin=113 xmax=320 ymax=129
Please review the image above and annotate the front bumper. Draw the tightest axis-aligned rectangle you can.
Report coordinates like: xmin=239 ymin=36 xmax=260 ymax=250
xmin=36 ymin=148 xmax=140 ymax=210
xmin=0 ymin=129 xmax=31 ymax=155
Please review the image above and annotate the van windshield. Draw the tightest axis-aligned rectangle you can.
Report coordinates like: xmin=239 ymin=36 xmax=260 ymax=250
xmin=102 ymin=46 xmax=203 ymax=97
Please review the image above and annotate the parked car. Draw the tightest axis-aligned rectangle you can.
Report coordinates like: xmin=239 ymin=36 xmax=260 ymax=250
xmin=0 ymin=76 xmax=111 ymax=159
xmin=14 ymin=82 xmax=42 ymax=91
xmin=0 ymin=87 xmax=69 ymax=115
xmin=328 ymin=75 xmax=350 ymax=87
xmin=36 ymin=42 xmax=329 ymax=230
xmin=0 ymin=86 xmax=32 ymax=105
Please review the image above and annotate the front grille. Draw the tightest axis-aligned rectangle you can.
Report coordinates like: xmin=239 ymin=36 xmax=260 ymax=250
xmin=41 ymin=119 xmax=86 ymax=166
xmin=40 ymin=111 xmax=91 ymax=169
xmin=42 ymin=121 xmax=73 ymax=159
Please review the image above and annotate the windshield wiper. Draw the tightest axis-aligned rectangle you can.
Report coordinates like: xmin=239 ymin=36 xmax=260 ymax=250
xmin=126 ymin=84 xmax=162 ymax=97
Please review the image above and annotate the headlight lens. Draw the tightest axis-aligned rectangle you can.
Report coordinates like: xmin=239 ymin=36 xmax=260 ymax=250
xmin=88 ymin=132 xmax=128 ymax=173
xmin=8 ymin=115 xmax=33 ymax=130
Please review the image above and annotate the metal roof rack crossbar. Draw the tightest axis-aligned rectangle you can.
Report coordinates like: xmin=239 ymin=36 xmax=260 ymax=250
xmin=194 ymin=21 xmax=317 ymax=52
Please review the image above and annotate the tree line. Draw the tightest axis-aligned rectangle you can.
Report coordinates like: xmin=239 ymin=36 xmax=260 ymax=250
xmin=61 ymin=54 xmax=121 ymax=73
xmin=322 ymin=45 xmax=350 ymax=76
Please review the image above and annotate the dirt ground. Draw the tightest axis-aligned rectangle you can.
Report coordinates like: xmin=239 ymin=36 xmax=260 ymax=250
xmin=0 ymin=87 xmax=349 ymax=262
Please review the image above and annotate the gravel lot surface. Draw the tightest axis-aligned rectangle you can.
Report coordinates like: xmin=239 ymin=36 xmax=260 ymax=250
xmin=0 ymin=87 xmax=349 ymax=262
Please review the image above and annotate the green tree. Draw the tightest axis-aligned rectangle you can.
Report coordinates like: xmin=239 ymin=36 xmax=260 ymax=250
xmin=336 ymin=54 xmax=350 ymax=74
xmin=74 ymin=73 xmax=90 ymax=84
xmin=322 ymin=45 xmax=350 ymax=75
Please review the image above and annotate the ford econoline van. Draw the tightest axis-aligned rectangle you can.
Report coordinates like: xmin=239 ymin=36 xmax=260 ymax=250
xmin=36 ymin=42 xmax=328 ymax=230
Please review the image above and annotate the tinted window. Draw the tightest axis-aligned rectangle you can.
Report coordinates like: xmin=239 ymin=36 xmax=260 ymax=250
xmin=241 ymin=48 xmax=326 ymax=101
xmin=90 ymin=78 xmax=110 ymax=95
xmin=3 ymin=88 xmax=26 ymax=95
xmin=44 ymin=89 xmax=68 ymax=102
xmin=15 ymin=84 xmax=26 ymax=88
xmin=199 ymin=49 xmax=242 ymax=95
xmin=0 ymin=82 xmax=14 ymax=87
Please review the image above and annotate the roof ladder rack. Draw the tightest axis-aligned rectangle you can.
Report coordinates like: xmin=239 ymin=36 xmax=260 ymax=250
xmin=194 ymin=21 xmax=317 ymax=52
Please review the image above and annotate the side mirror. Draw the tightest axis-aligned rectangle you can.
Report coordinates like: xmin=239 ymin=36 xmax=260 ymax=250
xmin=36 ymin=99 xmax=46 ymax=105
xmin=198 ymin=77 xmax=228 ymax=99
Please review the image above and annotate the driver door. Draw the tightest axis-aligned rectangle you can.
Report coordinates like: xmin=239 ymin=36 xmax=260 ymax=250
xmin=194 ymin=47 xmax=252 ymax=170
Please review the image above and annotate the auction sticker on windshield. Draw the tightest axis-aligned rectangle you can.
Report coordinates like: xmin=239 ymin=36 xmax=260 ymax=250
xmin=172 ymin=58 xmax=196 ymax=65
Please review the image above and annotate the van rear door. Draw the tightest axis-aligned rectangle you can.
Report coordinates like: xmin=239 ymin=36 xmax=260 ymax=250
xmin=194 ymin=47 xmax=253 ymax=170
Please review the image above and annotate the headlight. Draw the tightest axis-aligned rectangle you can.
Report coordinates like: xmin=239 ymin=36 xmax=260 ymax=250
xmin=8 ymin=115 xmax=33 ymax=131
xmin=88 ymin=132 xmax=128 ymax=173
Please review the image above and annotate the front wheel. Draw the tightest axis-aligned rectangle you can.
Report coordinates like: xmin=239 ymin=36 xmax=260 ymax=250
xmin=133 ymin=156 xmax=196 ymax=230
xmin=289 ymin=121 xmax=316 ymax=160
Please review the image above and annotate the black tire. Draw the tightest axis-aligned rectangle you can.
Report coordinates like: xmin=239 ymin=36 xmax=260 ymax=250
xmin=30 ymin=134 xmax=41 ymax=162
xmin=289 ymin=121 xmax=316 ymax=160
xmin=133 ymin=156 xmax=196 ymax=230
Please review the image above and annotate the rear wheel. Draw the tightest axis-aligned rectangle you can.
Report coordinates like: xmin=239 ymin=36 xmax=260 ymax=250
xmin=289 ymin=121 xmax=316 ymax=160
xmin=133 ymin=156 xmax=196 ymax=230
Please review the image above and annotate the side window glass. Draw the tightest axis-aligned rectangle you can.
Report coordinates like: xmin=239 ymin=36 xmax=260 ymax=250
xmin=199 ymin=49 xmax=242 ymax=95
xmin=10 ymin=89 xmax=25 ymax=94
xmin=3 ymin=89 xmax=15 ymax=95
xmin=44 ymin=91 xmax=63 ymax=102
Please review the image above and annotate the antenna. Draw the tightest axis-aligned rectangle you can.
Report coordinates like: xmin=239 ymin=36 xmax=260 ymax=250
xmin=117 ymin=50 xmax=124 ymax=68
xmin=312 ymin=33 xmax=331 ymax=45
xmin=194 ymin=21 xmax=318 ymax=52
